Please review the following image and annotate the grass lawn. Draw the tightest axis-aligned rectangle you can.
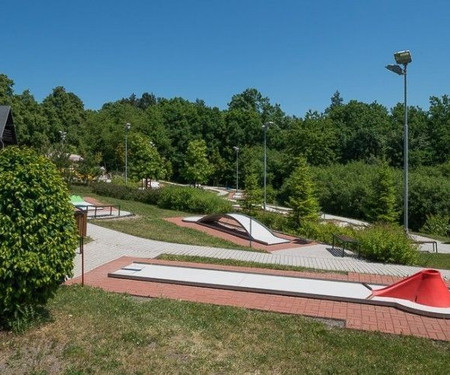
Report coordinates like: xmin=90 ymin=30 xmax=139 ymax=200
xmin=157 ymin=254 xmax=348 ymax=274
xmin=1 ymin=285 xmax=449 ymax=374
xmin=416 ymin=252 xmax=450 ymax=270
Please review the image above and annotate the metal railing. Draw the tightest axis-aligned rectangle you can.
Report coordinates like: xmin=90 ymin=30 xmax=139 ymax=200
xmin=75 ymin=204 xmax=121 ymax=219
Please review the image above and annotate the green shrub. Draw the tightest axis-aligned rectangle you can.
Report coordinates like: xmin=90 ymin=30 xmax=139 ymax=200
xmin=312 ymin=162 xmax=450 ymax=232
xmin=0 ymin=147 xmax=78 ymax=328
xmin=133 ymin=188 xmax=161 ymax=205
xmin=251 ymin=210 xmax=290 ymax=233
xmin=297 ymin=220 xmax=356 ymax=245
xmin=91 ymin=182 xmax=135 ymax=200
xmin=408 ymin=170 xmax=450 ymax=230
xmin=421 ymin=214 xmax=450 ymax=237
xmin=157 ymin=186 xmax=232 ymax=214
xmin=311 ymin=162 xmax=375 ymax=221
xmin=356 ymin=224 xmax=418 ymax=265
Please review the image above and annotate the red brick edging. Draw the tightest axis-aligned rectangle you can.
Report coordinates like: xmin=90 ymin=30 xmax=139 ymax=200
xmin=66 ymin=257 xmax=450 ymax=341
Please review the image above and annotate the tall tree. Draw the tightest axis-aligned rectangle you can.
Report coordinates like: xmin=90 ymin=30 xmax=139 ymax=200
xmin=328 ymin=100 xmax=391 ymax=163
xmin=42 ymin=86 xmax=86 ymax=145
xmin=366 ymin=161 xmax=399 ymax=223
xmin=0 ymin=74 xmax=15 ymax=105
xmin=128 ymin=133 xmax=166 ymax=186
xmin=325 ymin=90 xmax=344 ymax=113
xmin=428 ymin=95 xmax=450 ymax=164
xmin=12 ymin=90 xmax=50 ymax=151
xmin=285 ymin=157 xmax=321 ymax=226
xmin=182 ymin=139 xmax=212 ymax=187
xmin=242 ymin=166 xmax=262 ymax=213
xmin=286 ymin=111 xmax=338 ymax=166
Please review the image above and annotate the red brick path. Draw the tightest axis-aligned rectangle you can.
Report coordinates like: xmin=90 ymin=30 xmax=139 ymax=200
xmin=66 ymin=257 xmax=450 ymax=341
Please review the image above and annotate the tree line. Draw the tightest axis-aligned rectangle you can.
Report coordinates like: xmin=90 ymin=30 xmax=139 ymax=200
xmin=1 ymin=73 xmax=449 ymax=230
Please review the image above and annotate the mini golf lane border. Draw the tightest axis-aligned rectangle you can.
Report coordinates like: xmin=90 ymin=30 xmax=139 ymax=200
xmin=108 ymin=262 xmax=450 ymax=319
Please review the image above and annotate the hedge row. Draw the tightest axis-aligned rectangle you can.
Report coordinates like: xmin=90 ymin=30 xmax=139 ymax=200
xmin=91 ymin=183 xmax=232 ymax=214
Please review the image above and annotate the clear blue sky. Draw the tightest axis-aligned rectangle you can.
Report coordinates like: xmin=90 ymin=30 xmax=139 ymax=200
xmin=2 ymin=1 xmax=449 ymax=117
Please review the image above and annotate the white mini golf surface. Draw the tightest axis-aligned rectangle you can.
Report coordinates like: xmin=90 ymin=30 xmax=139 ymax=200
xmin=109 ymin=263 xmax=450 ymax=318
xmin=183 ymin=213 xmax=290 ymax=245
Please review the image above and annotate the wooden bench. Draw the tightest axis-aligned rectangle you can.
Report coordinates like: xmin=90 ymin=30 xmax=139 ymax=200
xmin=332 ymin=234 xmax=360 ymax=257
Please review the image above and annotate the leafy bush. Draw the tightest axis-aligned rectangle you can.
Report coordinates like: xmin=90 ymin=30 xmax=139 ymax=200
xmin=297 ymin=220 xmax=356 ymax=245
xmin=312 ymin=162 xmax=450 ymax=232
xmin=157 ymin=186 xmax=232 ymax=214
xmin=355 ymin=224 xmax=418 ymax=265
xmin=133 ymin=188 xmax=161 ymax=205
xmin=311 ymin=162 xmax=376 ymax=221
xmin=408 ymin=170 xmax=450 ymax=230
xmin=251 ymin=210 xmax=290 ymax=233
xmin=92 ymin=181 xmax=135 ymax=200
xmin=0 ymin=147 xmax=78 ymax=328
xmin=421 ymin=214 xmax=450 ymax=237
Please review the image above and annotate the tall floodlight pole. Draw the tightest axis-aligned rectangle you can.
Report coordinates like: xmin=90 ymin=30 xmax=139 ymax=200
xmin=386 ymin=50 xmax=412 ymax=234
xmin=233 ymin=146 xmax=239 ymax=193
xmin=263 ymin=121 xmax=274 ymax=210
xmin=124 ymin=122 xmax=131 ymax=184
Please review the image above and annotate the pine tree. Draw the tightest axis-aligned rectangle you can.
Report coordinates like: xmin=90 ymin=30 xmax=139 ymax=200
xmin=286 ymin=157 xmax=320 ymax=226
xmin=368 ymin=162 xmax=399 ymax=223
xmin=242 ymin=169 xmax=262 ymax=213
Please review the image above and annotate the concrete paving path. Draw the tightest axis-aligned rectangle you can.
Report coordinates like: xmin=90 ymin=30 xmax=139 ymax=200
xmin=73 ymin=223 xmax=450 ymax=280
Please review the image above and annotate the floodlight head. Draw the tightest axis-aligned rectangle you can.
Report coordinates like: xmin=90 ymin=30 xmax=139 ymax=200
xmin=233 ymin=146 xmax=239 ymax=151
xmin=386 ymin=64 xmax=404 ymax=75
xmin=125 ymin=122 xmax=131 ymax=131
xmin=263 ymin=121 xmax=274 ymax=129
xmin=394 ymin=50 xmax=412 ymax=65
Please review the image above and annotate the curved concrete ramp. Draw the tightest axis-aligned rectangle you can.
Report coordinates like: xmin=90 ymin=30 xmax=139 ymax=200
xmin=184 ymin=213 xmax=290 ymax=245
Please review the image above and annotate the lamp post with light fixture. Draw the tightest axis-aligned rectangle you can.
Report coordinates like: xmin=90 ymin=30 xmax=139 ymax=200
xmin=262 ymin=121 xmax=273 ymax=210
xmin=386 ymin=50 xmax=412 ymax=233
xmin=233 ymin=146 xmax=239 ymax=193
xmin=124 ymin=122 xmax=131 ymax=184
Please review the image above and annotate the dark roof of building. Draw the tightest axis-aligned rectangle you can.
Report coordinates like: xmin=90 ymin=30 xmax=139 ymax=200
xmin=0 ymin=105 xmax=18 ymax=146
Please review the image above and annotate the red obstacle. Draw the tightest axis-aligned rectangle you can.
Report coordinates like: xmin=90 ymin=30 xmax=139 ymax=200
xmin=371 ymin=269 xmax=450 ymax=308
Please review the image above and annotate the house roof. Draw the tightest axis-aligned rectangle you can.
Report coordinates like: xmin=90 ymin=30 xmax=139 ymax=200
xmin=0 ymin=106 xmax=18 ymax=146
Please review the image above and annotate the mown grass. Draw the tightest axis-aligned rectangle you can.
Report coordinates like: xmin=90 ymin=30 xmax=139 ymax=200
xmin=1 ymin=285 xmax=449 ymax=374
xmin=70 ymin=185 xmax=257 ymax=251
xmin=157 ymin=254 xmax=348 ymax=274
xmin=416 ymin=252 xmax=450 ymax=270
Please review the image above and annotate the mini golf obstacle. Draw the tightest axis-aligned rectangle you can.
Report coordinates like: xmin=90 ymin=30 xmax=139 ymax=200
xmin=109 ymin=265 xmax=450 ymax=319
xmin=371 ymin=269 xmax=450 ymax=308
xmin=183 ymin=213 xmax=290 ymax=246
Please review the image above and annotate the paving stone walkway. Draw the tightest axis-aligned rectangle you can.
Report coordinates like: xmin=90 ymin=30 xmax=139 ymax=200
xmin=73 ymin=223 xmax=450 ymax=280
xmin=68 ymin=223 xmax=450 ymax=340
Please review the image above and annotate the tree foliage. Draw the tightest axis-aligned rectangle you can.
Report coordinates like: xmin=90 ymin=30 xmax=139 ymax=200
xmin=182 ymin=139 xmax=213 ymax=187
xmin=285 ymin=157 xmax=320 ymax=226
xmin=0 ymin=147 xmax=77 ymax=327
xmin=128 ymin=133 xmax=166 ymax=184
xmin=2 ymin=72 xmax=450 ymax=230
xmin=366 ymin=161 xmax=399 ymax=223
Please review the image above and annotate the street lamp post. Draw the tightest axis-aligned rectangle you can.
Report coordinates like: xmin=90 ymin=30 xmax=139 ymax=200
xmin=386 ymin=50 xmax=412 ymax=234
xmin=233 ymin=146 xmax=239 ymax=193
xmin=263 ymin=121 xmax=273 ymax=210
xmin=124 ymin=122 xmax=131 ymax=184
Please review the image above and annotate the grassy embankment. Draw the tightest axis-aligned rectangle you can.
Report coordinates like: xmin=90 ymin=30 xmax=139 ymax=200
xmin=1 ymin=285 xmax=449 ymax=374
